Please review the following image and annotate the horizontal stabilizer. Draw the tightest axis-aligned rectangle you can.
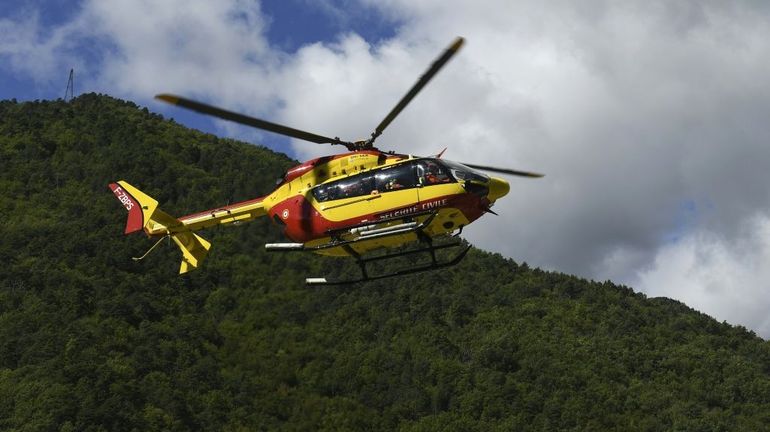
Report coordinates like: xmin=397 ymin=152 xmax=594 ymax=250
xmin=172 ymin=231 xmax=212 ymax=274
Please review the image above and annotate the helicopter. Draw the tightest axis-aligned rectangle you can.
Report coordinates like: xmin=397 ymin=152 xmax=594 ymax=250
xmin=109 ymin=37 xmax=543 ymax=285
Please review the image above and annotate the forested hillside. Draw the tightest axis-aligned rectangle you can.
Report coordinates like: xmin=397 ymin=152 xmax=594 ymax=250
xmin=1 ymin=94 xmax=769 ymax=431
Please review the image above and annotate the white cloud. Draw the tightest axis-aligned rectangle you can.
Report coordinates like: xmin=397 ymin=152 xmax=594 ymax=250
xmin=634 ymin=213 xmax=770 ymax=337
xmin=0 ymin=10 xmax=91 ymax=88
xmin=3 ymin=0 xmax=770 ymax=336
xmin=1 ymin=0 xmax=280 ymax=109
xmin=81 ymin=0 xmax=275 ymax=103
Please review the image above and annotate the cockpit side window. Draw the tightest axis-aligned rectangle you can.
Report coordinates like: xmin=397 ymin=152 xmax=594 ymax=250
xmin=417 ymin=159 xmax=453 ymax=186
xmin=441 ymin=160 xmax=490 ymax=183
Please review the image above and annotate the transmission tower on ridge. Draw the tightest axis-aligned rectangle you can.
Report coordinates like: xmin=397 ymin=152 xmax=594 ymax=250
xmin=64 ymin=69 xmax=74 ymax=101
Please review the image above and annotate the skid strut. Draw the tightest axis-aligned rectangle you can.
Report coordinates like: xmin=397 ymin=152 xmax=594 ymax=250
xmin=265 ymin=211 xmax=470 ymax=285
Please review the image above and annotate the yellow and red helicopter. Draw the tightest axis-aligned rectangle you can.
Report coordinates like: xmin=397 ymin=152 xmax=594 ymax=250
xmin=109 ymin=37 xmax=543 ymax=284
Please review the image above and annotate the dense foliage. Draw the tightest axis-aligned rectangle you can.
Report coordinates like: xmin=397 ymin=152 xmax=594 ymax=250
xmin=1 ymin=95 xmax=769 ymax=431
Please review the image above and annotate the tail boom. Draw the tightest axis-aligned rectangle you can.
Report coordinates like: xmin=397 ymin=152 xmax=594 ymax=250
xmin=177 ymin=196 xmax=267 ymax=231
xmin=109 ymin=180 xmax=265 ymax=274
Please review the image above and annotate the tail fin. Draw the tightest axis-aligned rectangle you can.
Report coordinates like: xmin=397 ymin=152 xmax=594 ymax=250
xmin=109 ymin=181 xmax=211 ymax=274
xmin=109 ymin=181 xmax=165 ymax=234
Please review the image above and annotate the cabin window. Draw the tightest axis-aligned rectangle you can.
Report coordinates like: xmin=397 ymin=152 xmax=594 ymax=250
xmin=311 ymin=162 xmax=419 ymax=202
xmin=373 ymin=163 xmax=418 ymax=192
xmin=312 ymin=172 xmax=375 ymax=202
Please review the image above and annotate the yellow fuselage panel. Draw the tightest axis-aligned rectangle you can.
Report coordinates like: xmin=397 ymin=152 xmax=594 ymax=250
xmin=306 ymin=206 xmax=473 ymax=257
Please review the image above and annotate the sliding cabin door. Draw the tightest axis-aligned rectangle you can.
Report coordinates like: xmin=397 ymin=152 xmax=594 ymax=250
xmin=311 ymin=162 xmax=419 ymax=225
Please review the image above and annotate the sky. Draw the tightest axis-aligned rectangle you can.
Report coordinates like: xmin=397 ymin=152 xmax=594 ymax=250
xmin=3 ymin=0 xmax=770 ymax=337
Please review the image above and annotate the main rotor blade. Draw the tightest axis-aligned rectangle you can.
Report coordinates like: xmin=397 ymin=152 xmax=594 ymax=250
xmin=367 ymin=37 xmax=465 ymax=146
xmin=155 ymin=94 xmax=349 ymax=147
xmin=463 ymin=162 xmax=544 ymax=178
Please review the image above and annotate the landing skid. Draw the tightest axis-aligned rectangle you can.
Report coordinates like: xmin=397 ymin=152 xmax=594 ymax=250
xmin=265 ymin=211 xmax=470 ymax=285
xmin=306 ymin=242 xmax=470 ymax=286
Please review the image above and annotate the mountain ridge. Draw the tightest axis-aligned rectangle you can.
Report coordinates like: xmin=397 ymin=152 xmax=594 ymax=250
xmin=1 ymin=94 xmax=769 ymax=430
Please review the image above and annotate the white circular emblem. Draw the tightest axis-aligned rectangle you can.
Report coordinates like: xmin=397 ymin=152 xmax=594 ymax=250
xmin=282 ymin=209 xmax=290 ymax=219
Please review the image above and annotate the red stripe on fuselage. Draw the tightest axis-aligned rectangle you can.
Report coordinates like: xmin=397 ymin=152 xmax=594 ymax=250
xmin=268 ymin=192 xmax=489 ymax=242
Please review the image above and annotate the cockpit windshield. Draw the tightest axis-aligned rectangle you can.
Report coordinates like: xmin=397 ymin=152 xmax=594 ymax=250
xmin=439 ymin=160 xmax=490 ymax=183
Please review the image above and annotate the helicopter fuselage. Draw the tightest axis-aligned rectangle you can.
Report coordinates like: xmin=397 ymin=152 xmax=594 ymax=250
xmin=256 ymin=150 xmax=510 ymax=256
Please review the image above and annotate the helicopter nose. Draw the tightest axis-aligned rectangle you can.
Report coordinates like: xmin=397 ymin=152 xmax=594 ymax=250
xmin=487 ymin=177 xmax=510 ymax=201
